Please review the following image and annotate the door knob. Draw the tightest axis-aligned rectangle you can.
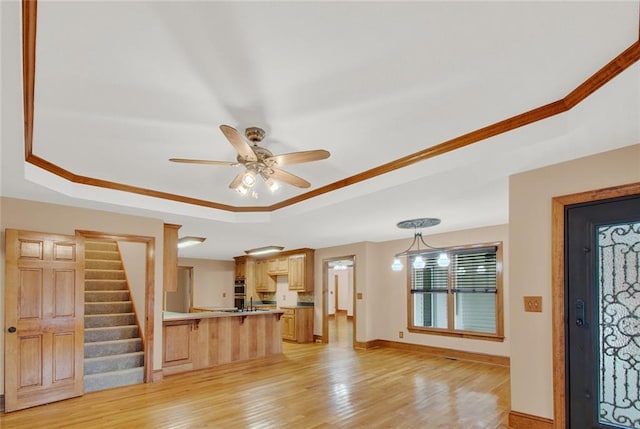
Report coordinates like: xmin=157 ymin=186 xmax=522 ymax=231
xmin=7 ymin=326 xmax=16 ymax=333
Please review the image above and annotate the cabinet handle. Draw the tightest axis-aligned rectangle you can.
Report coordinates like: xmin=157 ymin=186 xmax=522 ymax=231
xmin=7 ymin=326 xmax=16 ymax=333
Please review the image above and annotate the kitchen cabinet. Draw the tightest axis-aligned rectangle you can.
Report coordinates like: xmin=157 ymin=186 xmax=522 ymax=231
xmin=162 ymin=319 xmax=194 ymax=373
xmin=254 ymin=259 xmax=276 ymax=292
xmin=288 ymin=254 xmax=313 ymax=291
xmin=281 ymin=307 xmax=314 ymax=343
xmin=267 ymin=257 xmax=288 ymax=275
xmin=234 ymin=256 xmax=247 ymax=280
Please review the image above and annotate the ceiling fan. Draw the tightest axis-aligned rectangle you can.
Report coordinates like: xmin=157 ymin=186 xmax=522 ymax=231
xmin=170 ymin=125 xmax=330 ymax=195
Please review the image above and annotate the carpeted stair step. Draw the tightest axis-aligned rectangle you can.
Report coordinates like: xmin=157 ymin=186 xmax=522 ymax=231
xmin=85 ymin=269 xmax=126 ymax=280
xmin=85 ymin=290 xmax=131 ymax=302
xmin=84 ymin=338 xmax=143 ymax=358
xmin=85 ymin=325 xmax=139 ymax=342
xmin=85 ymin=241 xmax=118 ymax=252
xmin=86 ymin=249 xmax=120 ymax=261
xmin=85 ymin=313 xmax=136 ymax=328
xmin=85 ymin=259 xmax=123 ymax=270
xmin=84 ymin=367 xmax=144 ymax=393
xmin=84 ymin=279 xmax=128 ymax=291
xmin=86 ymin=301 xmax=133 ymax=314
xmin=85 ymin=351 xmax=144 ymax=375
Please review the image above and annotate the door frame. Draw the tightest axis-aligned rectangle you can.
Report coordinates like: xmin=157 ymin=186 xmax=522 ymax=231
xmin=322 ymin=255 xmax=356 ymax=346
xmin=551 ymin=181 xmax=640 ymax=429
xmin=76 ymin=230 xmax=155 ymax=384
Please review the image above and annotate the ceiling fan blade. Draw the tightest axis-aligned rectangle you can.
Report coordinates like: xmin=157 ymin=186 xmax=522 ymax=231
xmin=169 ymin=158 xmax=239 ymax=167
xmin=220 ymin=125 xmax=257 ymax=162
xmin=265 ymin=149 xmax=330 ymax=167
xmin=228 ymin=171 xmax=245 ymax=189
xmin=270 ymin=168 xmax=311 ymax=188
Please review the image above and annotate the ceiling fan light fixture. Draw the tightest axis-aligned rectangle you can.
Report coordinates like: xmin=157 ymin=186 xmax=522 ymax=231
xmin=265 ymin=178 xmax=280 ymax=192
xmin=241 ymin=170 xmax=257 ymax=187
xmin=236 ymin=184 xmax=249 ymax=195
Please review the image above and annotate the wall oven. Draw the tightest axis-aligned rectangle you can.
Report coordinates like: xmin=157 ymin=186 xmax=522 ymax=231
xmin=234 ymin=280 xmax=246 ymax=309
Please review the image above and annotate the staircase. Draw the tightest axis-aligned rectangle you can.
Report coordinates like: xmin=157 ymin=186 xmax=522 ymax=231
xmin=84 ymin=240 xmax=144 ymax=393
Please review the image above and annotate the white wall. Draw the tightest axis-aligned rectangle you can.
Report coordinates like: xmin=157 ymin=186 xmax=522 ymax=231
xmin=178 ymin=257 xmax=234 ymax=308
xmin=118 ymin=241 xmax=147 ymax=333
xmin=509 ymin=143 xmax=640 ymax=419
xmin=0 ymin=197 xmax=165 ymax=395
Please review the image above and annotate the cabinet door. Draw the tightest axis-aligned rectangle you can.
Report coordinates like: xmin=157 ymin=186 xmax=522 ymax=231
xmin=288 ymin=256 xmax=305 ymax=291
xmin=282 ymin=312 xmax=296 ymax=341
xmin=235 ymin=260 xmax=246 ymax=280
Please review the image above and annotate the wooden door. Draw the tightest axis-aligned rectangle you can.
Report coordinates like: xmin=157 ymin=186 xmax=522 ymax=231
xmin=566 ymin=195 xmax=640 ymax=428
xmin=4 ymin=230 xmax=84 ymax=412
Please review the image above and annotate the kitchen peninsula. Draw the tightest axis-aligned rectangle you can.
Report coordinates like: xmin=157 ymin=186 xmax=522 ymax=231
xmin=162 ymin=309 xmax=284 ymax=376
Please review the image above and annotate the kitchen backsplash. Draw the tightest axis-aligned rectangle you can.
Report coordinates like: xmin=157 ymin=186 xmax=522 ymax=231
xmin=297 ymin=292 xmax=314 ymax=303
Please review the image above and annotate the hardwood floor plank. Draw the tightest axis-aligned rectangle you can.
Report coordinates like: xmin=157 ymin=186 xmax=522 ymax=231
xmin=1 ymin=318 xmax=510 ymax=428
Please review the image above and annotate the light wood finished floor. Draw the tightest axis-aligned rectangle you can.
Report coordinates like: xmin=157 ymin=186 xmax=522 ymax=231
xmin=1 ymin=317 xmax=510 ymax=428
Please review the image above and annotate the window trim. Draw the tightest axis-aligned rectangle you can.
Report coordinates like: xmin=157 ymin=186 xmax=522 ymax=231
xmin=406 ymin=241 xmax=504 ymax=342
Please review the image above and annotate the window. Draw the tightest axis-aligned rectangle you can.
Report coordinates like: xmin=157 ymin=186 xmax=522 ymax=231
xmin=407 ymin=243 xmax=503 ymax=341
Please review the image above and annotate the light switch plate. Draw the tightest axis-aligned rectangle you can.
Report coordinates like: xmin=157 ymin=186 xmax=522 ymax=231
xmin=524 ymin=296 xmax=542 ymax=312
xmin=356 ymin=292 xmax=363 ymax=300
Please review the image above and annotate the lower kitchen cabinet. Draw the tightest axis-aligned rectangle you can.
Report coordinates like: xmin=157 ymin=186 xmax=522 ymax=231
xmin=280 ymin=306 xmax=314 ymax=343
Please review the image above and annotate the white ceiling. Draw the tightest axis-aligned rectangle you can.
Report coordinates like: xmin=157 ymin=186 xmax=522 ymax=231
xmin=2 ymin=1 xmax=639 ymax=260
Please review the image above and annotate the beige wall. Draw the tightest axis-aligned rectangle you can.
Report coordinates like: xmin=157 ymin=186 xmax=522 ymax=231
xmin=370 ymin=224 xmax=510 ymax=357
xmin=118 ymin=241 xmax=147 ymax=333
xmin=178 ymin=258 xmax=235 ymax=308
xmin=0 ymin=197 xmax=165 ymax=395
xmin=314 ymin=242 xmax=371 ymax=341
xmin=509 ymin=143 xmax=640 ymax=419
xmin=314 ymin=224 xmax=508 ymax=357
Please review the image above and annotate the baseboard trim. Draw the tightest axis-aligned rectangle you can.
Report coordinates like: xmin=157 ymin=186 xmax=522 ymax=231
xmin=313 ymin=334 xmax=323 ymax=343
xmin=368 ymin=339 xmax=510 ymax=367
xmin=353 ymin=340 xmax=372 ymax=349
xmin=151 ymin=369 xmax=164 ymax=382
xmin=0 ymin=394 xmax=4 ymax=413
xmin=508 ymin=410 xmax=554 ymax=429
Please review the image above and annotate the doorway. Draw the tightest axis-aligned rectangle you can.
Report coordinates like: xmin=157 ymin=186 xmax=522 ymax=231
xmin=552 ymin=183 xmax=640 ymax=429
xmin=322 ymin=256 xmax=356 ymax=347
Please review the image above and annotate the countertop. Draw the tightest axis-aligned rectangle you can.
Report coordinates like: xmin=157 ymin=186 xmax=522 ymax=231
xmin=279 ymin=305 xmax=315 ymax=310
xmin=163 ymin=309 xmax=284 ymax=322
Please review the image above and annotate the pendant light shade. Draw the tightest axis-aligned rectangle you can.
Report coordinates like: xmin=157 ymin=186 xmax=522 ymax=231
xmin=391 ymin=218 xmax=450 ymax=271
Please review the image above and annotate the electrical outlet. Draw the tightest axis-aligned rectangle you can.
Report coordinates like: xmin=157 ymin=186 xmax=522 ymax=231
xmin=524 ymin=296 xmax=542 ymax=312
xmin=356 ymin=292 xmax=363 ymax=300
xmin=282 ymin=295 xmax=286 ymax=301
xmin=399 ymin=331 xmax=404 ymax=339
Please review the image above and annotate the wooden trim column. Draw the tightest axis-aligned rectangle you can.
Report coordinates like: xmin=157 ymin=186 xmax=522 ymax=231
xmin=163 ymin=224 xmax=181 ymax=292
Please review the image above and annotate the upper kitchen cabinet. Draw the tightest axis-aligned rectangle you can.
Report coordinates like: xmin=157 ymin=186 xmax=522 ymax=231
xmin=267 ymin=257 xmax=288 ymax=275
xmin=234 ymin=256 xmax=248 ymax=280
xmin=254 ymin=259 xmax=276 ymax=292
xmin=288 ymin=250 xmax=314 ymax=292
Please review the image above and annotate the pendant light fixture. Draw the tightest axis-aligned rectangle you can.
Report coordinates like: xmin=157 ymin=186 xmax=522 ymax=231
xmin=391 ymin=218 xmax=450 ymax=271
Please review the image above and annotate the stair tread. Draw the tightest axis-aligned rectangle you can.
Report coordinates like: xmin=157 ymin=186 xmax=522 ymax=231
xmin=85 ymin=325 xmax=138 ymax=331
xmin=85 ymin=338 xmax=141 ymax=345
xmin=85 ymin=312 xmax=135 ymax=317
xmin=85 ymin=351 xmax=144 ymax=362
xmin=84 ymin=367 xmax=143 ymax=378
